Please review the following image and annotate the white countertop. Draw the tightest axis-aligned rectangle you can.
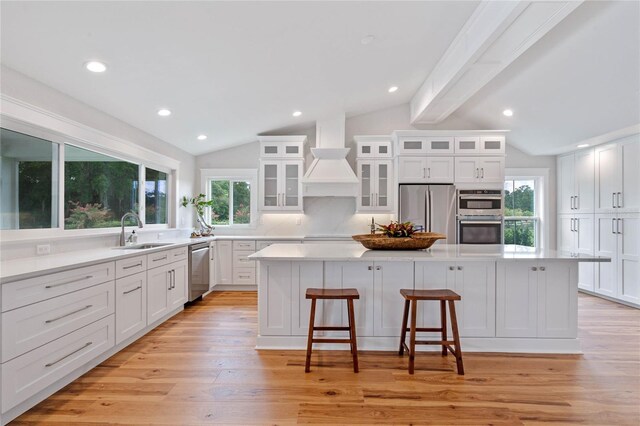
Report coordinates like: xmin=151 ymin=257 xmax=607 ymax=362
xmin=249 ymin=243 xmax=611 ymax=262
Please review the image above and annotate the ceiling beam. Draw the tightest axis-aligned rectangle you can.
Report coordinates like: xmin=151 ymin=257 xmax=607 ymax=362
xmin=410 ymin=0 xmax=583 ymax=124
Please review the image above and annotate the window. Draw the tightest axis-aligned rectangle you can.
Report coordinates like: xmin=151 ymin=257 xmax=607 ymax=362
xmin=0 ymin=128 xmax=59 ymax=229
xmin=202 ymin=169 xmax=257 ymax=227
xmin=503 ymin=178 xmax=537 ymax=247
xmin=145 ymin=167 xmax=168 ymax=224
xmin=64 ymin=145 xmax=139 ymax=229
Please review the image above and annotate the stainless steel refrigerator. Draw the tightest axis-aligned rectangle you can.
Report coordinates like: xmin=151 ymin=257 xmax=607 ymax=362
xmin=398 ymin=184 xmax=456 ymax=244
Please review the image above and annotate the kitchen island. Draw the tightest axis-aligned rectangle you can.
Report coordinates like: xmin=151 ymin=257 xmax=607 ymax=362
xmin=249 ymin=243 xmax=608 ymax=353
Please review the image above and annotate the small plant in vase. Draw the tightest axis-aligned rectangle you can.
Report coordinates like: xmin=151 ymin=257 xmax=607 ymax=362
xmin=376 ymin=221 xmax=416 ymax=238
xmin=181 ymin=194 xmax=215 ymax=236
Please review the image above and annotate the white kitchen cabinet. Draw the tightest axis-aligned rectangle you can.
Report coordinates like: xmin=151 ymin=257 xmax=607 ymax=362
xmin=558 ymin=149 xmax=594 ymax=214
xmin=115 ymin=271 xmax=147 ymax=344
xmin=479 ymin=136 xmax=506 ymax=154
xmin=496 ymin=261 xmax=577 ymax=338
xmin=354 ymin=136 xmax=392 ymax=158
xmin=595 ymin=139 xmax=640 ymax=213
xmin=454 ymin=157 xmax=505 ymax=184
xmin=397 ymin=156 xmax=454 ymax=183
xmin=595 ymin=213 xmax=640 ymax=305
xmin=209 ymin=241 xmax=216 ymax=291
xmin=558 ymin=214 xmax=595 ymax=291
xmin=291 ymin=262 xmax=324 ymax=335
xmin=258 ymin=261 xmax=293 ymax=336
xmin=215 ymin=240 xmax=233 ymax=285
xmin=372 ymin=261 xmax=414 ymax=337
xmin=260 ymin=160 xmax=303 ymax=212
xmin=454 ymin=136 xmax=505 ymax=155
xmin=147 ymin=258 xmax=187 ymax=324
xmin=357 ymin=160 xmax=393 ymax=212
xmin=258 ymin=136 xmax=305 ymax=158
xmin=396 ymin=136 xmax=454 ymax=155
xmin=168 ymin=261 xmax=188 ymax=310
xmin=415 ymin=261 xmax=495 ymax=338
xmin=454 ymin=136 xmax=480 ymax=154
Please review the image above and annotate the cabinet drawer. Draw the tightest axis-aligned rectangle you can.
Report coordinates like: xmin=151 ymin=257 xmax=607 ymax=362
xmin=233 ymin=240 xmax=256 ymax=251
xmin=233 ymin=268 xmax=256 ymax=285
xmin=115 ymin=255 xmax=147 ymax=279
xmin=233 ymin=250 xmax=256 ymax=269
xmin=147 ymin=249 xmax=174 ymax=268
xmin=170 ymin=247 xmax=188 ymax=263
xmin=2 ymin=281 xmax=115 ymax=363
xmin=2 ymin=315 xmax=115 ymax=413
xmin=2 ymin=262 xmax=114 ymax=312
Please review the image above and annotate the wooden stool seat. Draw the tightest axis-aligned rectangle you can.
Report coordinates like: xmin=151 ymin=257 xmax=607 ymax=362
xmin=305 ymin=288 xmax=359 ymax=373
xmin=399 ymin=289 xmax=464 ymax=375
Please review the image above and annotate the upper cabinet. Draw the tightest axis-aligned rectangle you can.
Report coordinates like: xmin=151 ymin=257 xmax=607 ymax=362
xmin=455 ymin=136 xmax=505 ymax=155
xmin=454 ymin=157 xmax=505 ymax=184
xmin=397 ymin=157 xmax=454 ymax=184
xmin=396 ymin=136 xmax=454 ymax=155
xmin=258 ymin=136 xmax=306 ymax=212
xmin=595 ymin=138 xmax=640 ymax=213
xmin=355 ymin=136 xmax=394 ymax=212
xmin=558 ymin=148 xmax=594 ymax=214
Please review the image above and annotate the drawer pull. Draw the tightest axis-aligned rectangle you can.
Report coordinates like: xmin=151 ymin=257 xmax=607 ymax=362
xmin=153 ymin=255 xmax=168 ymax=262
xmin=239 ymin=275 xmax=251 ymax=279
xmin=123 ymin=262 xmax=142 ymax=270
xmin=45 ymin=275 xmax=93 ymax=289
xmin=45 ymin=304 xmax=93 ymax=324
xmin=123 ymin=286 xmax=142 ymax=295
xmin=45 ymin=341 xmax=92 ymax=367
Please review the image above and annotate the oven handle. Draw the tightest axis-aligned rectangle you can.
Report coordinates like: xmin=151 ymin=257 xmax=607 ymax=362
xmin=459 ymin=195 xmax=502 ymax=200
xmin=459 ymin=220 xmax=503 ymax=225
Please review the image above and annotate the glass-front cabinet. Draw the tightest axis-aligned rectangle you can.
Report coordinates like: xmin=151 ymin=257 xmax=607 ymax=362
xmin=259 ymin=160 xmax=303 ymax=212
xmin=357 ymin=160 xmax=393 ymax=212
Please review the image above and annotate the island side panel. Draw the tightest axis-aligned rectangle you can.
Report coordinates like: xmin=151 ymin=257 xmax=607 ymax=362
xmin=258 ymin=261 xmax=292 ymax=336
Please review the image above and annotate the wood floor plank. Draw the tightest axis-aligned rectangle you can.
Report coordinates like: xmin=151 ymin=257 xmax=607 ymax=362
xmin=11 ymin=291 xmax=640 ymax=425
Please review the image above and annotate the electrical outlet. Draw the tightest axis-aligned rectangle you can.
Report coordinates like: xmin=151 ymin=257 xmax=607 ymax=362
xmin=36 ymin=244 xmax=51 ymax=255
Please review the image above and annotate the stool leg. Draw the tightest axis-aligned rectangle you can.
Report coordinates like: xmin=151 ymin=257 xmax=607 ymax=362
xmin=347 ymin=299 xmax=359 ymax=373
xmin=440 ymin=300 xmax=447 ymax=356
xmin=448 ymin=300 xmax=464 ymax=375
xmin=399 ymin=299 xmax=410 ymax=355
xmin=305 ymin=299 xmax=317 ymax=373
xmin=409 ymin=299 xmax=417 ymax=375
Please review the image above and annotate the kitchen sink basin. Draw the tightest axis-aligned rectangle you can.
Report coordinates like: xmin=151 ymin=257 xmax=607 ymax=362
xmin=113 ymin=243 xmax=174 ymax=250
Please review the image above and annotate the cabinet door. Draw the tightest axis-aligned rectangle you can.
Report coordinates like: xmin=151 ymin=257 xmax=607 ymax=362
xmin=260 ymin=161 xmax=280 ymax=210
xmin=619 ymin=140 xmax=640 ymax=212
xmin=215 ymin=241 xmax=233 ymax=285
xmin=258 ymin=262 xmax=292 ymax=336
xmin=425 ymin=137 xmax=454 ymax=154
xmin=595 ymin=144 xmax=620 ymax=213
xmin=496 ymin=262 xmax=538 ymax=338
xmin=168 ymin=261 xmax=187 ymax=310
xmin=454 ymin=157 xmax=479 ymax=183
xmin=414 ymin=262 xmax=451 ymax=337
xmin=208 ymin=242 xmax=216 ymax=291
xmin=595 ymin=215 xmax=617 ymax=297
xmin=537 ymin=262 xmax=577 ymax=338
xmin=454 ymin=136 xmax=480 ymax=154
xmin=324 ymin=262 xmax=374 ymax=337
xmin=557 ymin=215 xmax=575 ymax=254
xmin=373 ymin=261 xmax=413 ymax=336
xmin=282 ymin=161 xmax=302 ymax=210
xmin=426 ymin=157 xmax=454 ymax=183
xmin=478 ymin=157 xmax=505 ymax=183
xmin=452 ymin=262 xmax=496 ymax=337
xmin=397 ymin=137 xmax=426 ymax=155
xmin=375 ymin=160 xmax=393 ymax=210
xmin=398 ymin=157 xmax=427 ymax=183
xmin=291 ymin=262 xmax=324 ymax=336
xmin=147 ymin=265 xmax=170 ymax=324
xmin=480 ymin=136 xmax=505 ymax=154
xmin=357 ymin=161 xmax=374 ymax=209
xmin=575 ymin=215 xmax=595 ymax=292
xmin=116 ymin=272 xmax=147 ymax=344
xmin=557 ymin=154 xmax=575 ymax=214
xmin=617 ymin=215 xmax=640 ymax=305
xmin=574 ymin=149 xmax=594 ymax=213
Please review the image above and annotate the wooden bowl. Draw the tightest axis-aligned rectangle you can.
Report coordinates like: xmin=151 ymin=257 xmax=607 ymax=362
xmin=351 ymin=232 xmax=447 ymax=250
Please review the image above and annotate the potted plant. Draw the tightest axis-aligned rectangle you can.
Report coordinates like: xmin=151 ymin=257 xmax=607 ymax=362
xmin=181 ymin=194 xmax=215 ymax=235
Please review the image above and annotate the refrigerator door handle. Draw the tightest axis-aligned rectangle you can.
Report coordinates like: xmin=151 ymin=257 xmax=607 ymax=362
xmin=428 ymin=190 xmax=433 ymax=232
xmin=425 ymin=190 xmax=430 ymax=232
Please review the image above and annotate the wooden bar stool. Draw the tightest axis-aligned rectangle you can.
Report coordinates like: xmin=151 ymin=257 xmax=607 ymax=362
xmin=305 ymin=288 xmax=359 ymax=373
xmin=398 ymin=289 xmax=464 ymax=375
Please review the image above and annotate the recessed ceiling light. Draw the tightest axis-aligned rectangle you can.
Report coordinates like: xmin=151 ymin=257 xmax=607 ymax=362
xmin=361 ymin=35 xmax=375 ymax=45
xmin=292 ymin=111 xmax=302 ymax=117
xmin=157 ymin=109 xmax=171 ymax=117
xmin=197 ymin=134 xmax=207 ymax=141
xmin=388 ymin=86 xmax=398 ymax=93
xmin=85 ymin=61 xmax=107 ymax=73
xmin=502 ymin=109 xmax=514 ymax=117
xmin=577 ymin=143 xmax=589 ymax=148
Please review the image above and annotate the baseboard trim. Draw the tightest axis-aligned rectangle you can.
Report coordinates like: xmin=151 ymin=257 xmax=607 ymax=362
xmin=579 ymin=289 xmax=640 ymax=309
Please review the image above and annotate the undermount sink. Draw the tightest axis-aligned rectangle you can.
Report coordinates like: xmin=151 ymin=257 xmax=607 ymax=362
xmin=113 ymin=243 xmax=174 ymax=250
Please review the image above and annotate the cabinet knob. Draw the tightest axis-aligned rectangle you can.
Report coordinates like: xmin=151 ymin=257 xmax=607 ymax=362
xmin=531 ymin=267 xmax=537 ymax=271
xmin=539 ymin=267 xmax=546 ymax=271
xmin=367 ymin=266 xmax=373 ymax=270
xmin=457 ymin=266 xmax=462 ymax=271
xmin=449 ymin=266 xmax=454 ymax=271
xmin=375 ymin=266 xmax=381 ymax=270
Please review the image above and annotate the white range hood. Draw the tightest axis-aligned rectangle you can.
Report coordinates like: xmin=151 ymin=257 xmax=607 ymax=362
xmin=301 ymin=114 xmax=359 ymax=197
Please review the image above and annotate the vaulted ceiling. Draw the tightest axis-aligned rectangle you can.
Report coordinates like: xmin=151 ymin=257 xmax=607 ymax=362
xmin=1 ymin=1 xmax=638 ymax=157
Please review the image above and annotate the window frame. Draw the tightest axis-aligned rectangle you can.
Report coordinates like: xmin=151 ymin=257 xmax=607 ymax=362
xmin=504 ymin=168 xmax=549 ymax=249
xmin=200 ymin=168 xmax=258 ymax=229
xmin=0 ymin=117 xmax=176 ymax=240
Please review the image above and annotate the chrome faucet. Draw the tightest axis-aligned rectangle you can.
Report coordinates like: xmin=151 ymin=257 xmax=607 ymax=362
xmin=120 ymin=212 xmax=143 ymax=246
xmin=370 ymin=217 xmax=376 ymax=234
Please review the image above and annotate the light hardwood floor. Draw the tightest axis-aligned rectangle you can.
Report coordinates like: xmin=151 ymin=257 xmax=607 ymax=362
xmin=12 ymin=292 xmax=640 ymax=425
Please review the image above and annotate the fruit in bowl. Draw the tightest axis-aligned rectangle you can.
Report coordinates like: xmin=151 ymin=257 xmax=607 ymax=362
xmin=376 ymin=221 xmax=415 ymax=238
xmin=352 ymin=221 xmax=446 ymax=250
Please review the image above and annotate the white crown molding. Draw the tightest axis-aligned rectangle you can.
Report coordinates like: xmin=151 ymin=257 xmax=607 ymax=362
xmin=0 ymin=94 xmax=180 ymax=170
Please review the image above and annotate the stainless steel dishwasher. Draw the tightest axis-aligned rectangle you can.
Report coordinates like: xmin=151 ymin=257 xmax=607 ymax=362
xmin=188 ymin=242 xmax=210 ymax=302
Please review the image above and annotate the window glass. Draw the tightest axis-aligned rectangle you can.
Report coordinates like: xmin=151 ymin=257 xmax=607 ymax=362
xmin=209 ymin=179 xmax=251 ymax=225
xmin=145 ymin=168 xmax=168 ymax=224
xmin=504 ymin=179 xmax=537 ymax=247
xmin=0 ymin=128 xmax=59 ymax=229
xmin=64 ymin=145 xmax=139 ymax=229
